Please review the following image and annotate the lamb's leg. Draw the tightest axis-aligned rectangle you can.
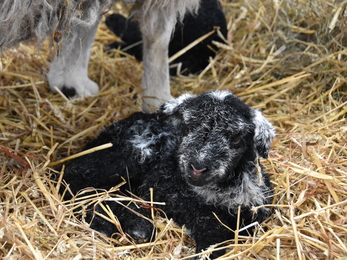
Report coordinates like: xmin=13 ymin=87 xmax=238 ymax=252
xmin=47 ymin=20 xmax=100 ymax=97
xmin=86 ymin=200 xmax=154 ymax=243
xmin=138 ymin=9 xmax=177 ymax=112
xmin=185 ymin=213 xmax=232 ymax=259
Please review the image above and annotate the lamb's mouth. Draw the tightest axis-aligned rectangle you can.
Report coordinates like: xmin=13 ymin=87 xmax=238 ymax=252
xmin=184 ymin=167 xmax=219 ymax=187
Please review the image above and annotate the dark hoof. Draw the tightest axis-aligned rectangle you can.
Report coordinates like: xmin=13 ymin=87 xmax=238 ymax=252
xmin=61 ymin=86 xmax=76 ymax=98
xmin=128 ymin=228 xmax=152 ymax=243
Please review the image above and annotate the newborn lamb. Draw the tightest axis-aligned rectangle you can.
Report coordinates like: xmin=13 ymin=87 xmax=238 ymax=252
xmin=60 ymin=90 xmax=275 ymax=258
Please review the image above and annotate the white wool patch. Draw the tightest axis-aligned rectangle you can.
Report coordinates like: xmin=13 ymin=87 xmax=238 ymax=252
xmin=197 ymin=149 xmax=208 ymax=164
xmin=252 ymin=110 xmax=275 ymax=137
xmin=162 ymin=93 xmax=195 ymax=114
xmin=212 ymin=162 xmax=229 ymax=180
xmin=129 ymin=128 xmax=156 ymax=163
xmin=208 ymin=90 xmax=233 ymax=101
xmin=252 ymin=109 xmax=276 ymax=155
xmin=182 ymin=110 xmax=192 ymax=122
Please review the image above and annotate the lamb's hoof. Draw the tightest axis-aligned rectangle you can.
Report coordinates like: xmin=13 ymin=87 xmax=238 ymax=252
xmin=128 ymin=229 xmax=152 ymax=243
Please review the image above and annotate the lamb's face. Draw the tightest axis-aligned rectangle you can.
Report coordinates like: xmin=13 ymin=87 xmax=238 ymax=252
xmin=177 ymin=113 xmax=255 ymax=186
xmin=158 ymin=91 xmax=275 ymax=187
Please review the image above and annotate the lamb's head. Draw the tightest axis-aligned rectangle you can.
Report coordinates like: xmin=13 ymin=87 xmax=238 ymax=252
xmin=158 ymin=90 xmax=275 ymax=187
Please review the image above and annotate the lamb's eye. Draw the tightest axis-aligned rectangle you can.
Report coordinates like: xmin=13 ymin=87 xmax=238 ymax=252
xmin=230 ymin=136 xmax=242 ymax=145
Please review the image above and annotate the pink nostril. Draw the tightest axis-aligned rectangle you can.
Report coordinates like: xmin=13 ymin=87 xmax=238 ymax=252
xmin=191 ymin=164 xmax=207 ymax=177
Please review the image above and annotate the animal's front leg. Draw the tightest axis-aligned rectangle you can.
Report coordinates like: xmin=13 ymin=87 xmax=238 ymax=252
xmin=47 ymin=20 xmax=100 ymax=97
xmin=138 ymin=5 xmax=177 ymax=112
xmin=87 ymin=200 xmax=154 ymax=243
xmin=187 ymin=214 xmax=234 ymax=259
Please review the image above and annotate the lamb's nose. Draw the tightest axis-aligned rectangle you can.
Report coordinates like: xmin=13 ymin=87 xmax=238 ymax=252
xmin=191 ymin=164 xmax=207 ymax=177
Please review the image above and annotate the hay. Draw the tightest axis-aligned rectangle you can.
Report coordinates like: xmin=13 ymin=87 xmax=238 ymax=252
xmin=1 ymin=0 xmax=347 ymax=259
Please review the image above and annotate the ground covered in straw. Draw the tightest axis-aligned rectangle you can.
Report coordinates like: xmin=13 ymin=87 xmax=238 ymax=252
xmin=1 ymin=0 xmax=347 ymax=259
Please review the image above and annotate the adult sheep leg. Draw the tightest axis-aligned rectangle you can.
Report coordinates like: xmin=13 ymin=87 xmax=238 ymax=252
xmin=139 ymin=8 xmax=176 ymax=112
xmin=47 ymin=19 xmax=100 ymax=97
xmin=138 ymin=0 xmax=200 ymax=112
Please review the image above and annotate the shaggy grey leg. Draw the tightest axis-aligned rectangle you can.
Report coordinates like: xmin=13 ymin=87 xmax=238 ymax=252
xmin=139 ymin=10 xmax=175 ymax=112
xmin=47 ymin=19 xmax=100 ymax=97
xmin=136 ymin=0 xmax=200 ymax=112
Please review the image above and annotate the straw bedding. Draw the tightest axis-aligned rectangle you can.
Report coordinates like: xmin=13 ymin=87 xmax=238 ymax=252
xmin=1 ymin=0 xmax=346 ymax=259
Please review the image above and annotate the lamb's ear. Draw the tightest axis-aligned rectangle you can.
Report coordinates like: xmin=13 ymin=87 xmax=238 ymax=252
xmin=157 ymin=93 xmax=195 ymax=121
xmin=251 ymin=109 xmax=275 ymax=158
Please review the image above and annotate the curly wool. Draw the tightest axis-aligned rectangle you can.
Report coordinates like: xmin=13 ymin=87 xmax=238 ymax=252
xmin=60 ymin=90 xmax=275 ymax=259
xmin=0 ymin=0 xmax=112 ymax=50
